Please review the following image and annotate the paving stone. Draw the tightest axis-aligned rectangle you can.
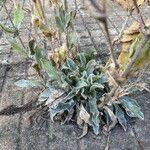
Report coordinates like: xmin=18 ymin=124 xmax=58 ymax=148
xmin=0 ymin=135 xmax=18 ymax=150
xmin=0 ymin=53 xmax=10 ymax=64
xmin=0 ymin=0 xmax=150 ymax=150
xmin=131 ymin=93 xmax=150 ymax=150
xmin=6 ymin=63 xmax=26 ymax=77
xmin=79 ymin=37 xmax=93 ymax=47
xmin=0 ymin=45 xmax=11 ymax=54
xmin=0 ymin=64 xmax=6 ymax=77
xmin=90 ymin=30 xmax=104 ymax=37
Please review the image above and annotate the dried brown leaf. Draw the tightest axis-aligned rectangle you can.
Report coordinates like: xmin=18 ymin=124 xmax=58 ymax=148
xmin=77 ymin=123 xmax=88 ymax=139
xmin=104 ymin=106 xmax=117 ymax=131
xmin=124 ymin=21 xmax=140 ymax=35
xmin=79 ymin=104 xmax=90 ymax=124
xmin=121 ymin=33 xmax=139 ymax=42
xmin=49 ymin=0 xmax=61 ymax=8
xmin=115 ymin=0 xmax=144 ymax=11
xmin=121 ymin=42 xmax=131 ymax=52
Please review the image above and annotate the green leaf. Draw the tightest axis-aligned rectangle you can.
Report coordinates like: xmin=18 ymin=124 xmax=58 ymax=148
xmin=86 ymin=60 xmax=96 ymax=75
xmin=129 ymin=34 xmax=142 ymax=58
xmin=64 ymin=0 xmax=68 ymax=12
xmin=66 ymin=58 xmax=77 ymax=71
xmin=7 ymin=38 xmax=27 ymax=57
xmin=34 ymin=47 xmax=43 ymax=65
xmin=77 ymin=53 xmax=87 ymax=67
xmin=0 ymin=23 xmax=17 ymax=34
xmin=87 ymin=97 xmax=100 ymax=135
xmin=98 ymin=74 xmax=108 ymax=84
xmin=15 ymin=79 xmax=43 ymax=88
xmin=68 ymin=32 xmax=78 ymax=49
xmin=38 ymin=88 xmax=51 ymax=102
xmin=114 ymin=104 xmax=127 ymax=131
xmin=87 ymin=74 xmax=95 ymax=84
xmin=13 ymin=4 xmax=24 ymax=29
xmin=59 ymin=6 xmax=66 ymax=24
xmin=41 ymin=58 xmax=60 ymax=81
xmin=120 ymin=96 xmax=144 ymax=120
xmin=90 ymin=83 xmax=104 ymax=92
xmin=55 ymin=16 xmax=64 ymax=32
xmin=50 ymin=99 xmax=76 ymax=121
xmin=75 ymin=80 xmax=88 ymax=90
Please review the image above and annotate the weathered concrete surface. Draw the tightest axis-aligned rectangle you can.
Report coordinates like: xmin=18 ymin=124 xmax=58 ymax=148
xmin=0 ymin=0 xmax=150 ymax=149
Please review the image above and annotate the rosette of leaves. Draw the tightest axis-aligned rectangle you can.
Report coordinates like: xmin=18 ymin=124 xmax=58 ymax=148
xmin=36 ymin=53 xmax=144 ymax=136
xmin=14 ymin=52 xmax=144 ymax=136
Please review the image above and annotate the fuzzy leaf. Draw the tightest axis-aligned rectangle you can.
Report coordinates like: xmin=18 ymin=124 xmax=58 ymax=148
xmin=87 ymin=74 xmax=95 ymax=84
xmin=77 ymin=53 xmax=87 ymax=67
xmin=120 ymin=96 xmax=144 ymax=120
xmin=13 ymin=4 xmax=24 ymax=29
xmin=32 ymin=0 xmax=45 ymax=20
xmin=88 ymin=97 xmax=100 ymax=135
xmin=90 ymin=83 xmax=104 ymax=91
xmin=76 ymin=79 xmax=88 ymax=89
xmin=68 ymin=32 xmax=78 ymax=49
xmin=55 ymin=16 xmax=64 ymax=32
xmin=15 ymin=79 xmax=43 ymax=88
xmin=86 ymin=60 xmax=96 ymax=75
xmin=59 ymin=6 xmax=66 ymax=24
xmin=66 ymin=58 xmax=77 ymax=71
xmin=50 ymin=99 xmax=76 ymax=121
xmin=38 ymin=88 xmax=51 ymax=102
xmin=114 ymin=104 xmax=127 ymax=131
xmin=7 ymin=38 xmax=27 ymax=57
xmin=41 ymin=58 xmax=59 ymax=81
xmin=99 ymin=74 xmax=108 ymax=84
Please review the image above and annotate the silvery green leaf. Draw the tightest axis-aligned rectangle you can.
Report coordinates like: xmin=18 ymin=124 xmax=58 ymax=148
xmin=120 ymin=96 xmax=144 ymax=120
xmin=50 ymin=99 xmax=76 ymax=121
xmin=38 ymin=88 xmax=51 ymax=102
xmin=7 ymin=38 xmax=27 ymax=57
xmin=64 ymin=0 xmax=68 ymax=12
xmin=98 ymin=74 xmax=108 ymax=84
xmin=90 ymin=83 xmax=104 ymax=92
xmin=114 ymin=104 xmax=127 ymax=131
xmin=87 ymin=74 xmax=95 ymax=84
xmin=13 ymin=4 xmax=24 ymax=29
xmin=81 ymin=88 xmax=88 ymax=99
xmin=55 ymin=16 xmax=64 ymax=32
xmin=59 ymin=6 xmax=66 ymax=24
xmin=86 ymin=60 xmax=96 ymax=75
xmin=77 ymin=53 xmax=86 ymax=67
xmin=68 ymin=32 xmax=78 ymax=49
xmin=15 ymin=79 xmax=43 ymax=88
xmin=66 ymin=58 xmax=77 ymax=71
xmin=41 ymin=58 xmax=60 ymax=81
xmin=76 ymin=80 xmax=88 ymax=90
xmin=87 ymin=97 xmax=100 ymax=135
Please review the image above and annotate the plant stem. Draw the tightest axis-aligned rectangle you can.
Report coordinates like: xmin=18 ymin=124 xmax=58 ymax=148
xmin=132 ymin=0 xmax=146 ymax=31
xmin=98 ymin=85 xmax=119 ymax=108
xmin=2 ymin=1 xmax=26 ymax=49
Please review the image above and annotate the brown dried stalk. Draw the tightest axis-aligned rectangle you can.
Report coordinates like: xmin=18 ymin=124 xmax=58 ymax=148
xmin=132 ymin=0 xmax=146 ymax=31
xmin=89 ymin=0 xmax=119 ymax=68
